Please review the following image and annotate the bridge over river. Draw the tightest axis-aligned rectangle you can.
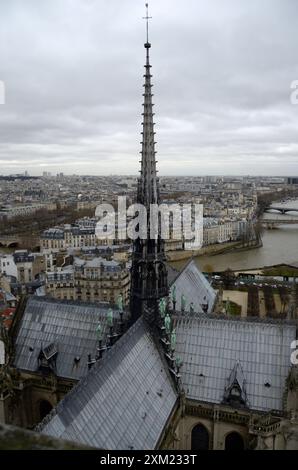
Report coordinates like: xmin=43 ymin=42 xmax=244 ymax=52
xmin=0 ymin=235 xmax=40 ymax=248
xmin=265 ymin=206 xmax=298 ymax=214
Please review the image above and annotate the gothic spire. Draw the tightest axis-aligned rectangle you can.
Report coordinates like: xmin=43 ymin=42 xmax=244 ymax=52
xmin=138 ymin=3 xmax=158 ymax=208
xmin=130 ymin=4 xmax=168 ymax=324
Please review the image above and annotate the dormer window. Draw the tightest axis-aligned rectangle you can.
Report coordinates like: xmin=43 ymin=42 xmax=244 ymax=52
xmin=38 ymin=342 xmax=58 ymax=374
xmin=223 ymin=361 xmax=248 ymax=408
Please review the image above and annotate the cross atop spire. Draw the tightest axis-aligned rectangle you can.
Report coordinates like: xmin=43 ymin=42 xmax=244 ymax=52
xmin=143 ymin=3 xmax=152 ymax=47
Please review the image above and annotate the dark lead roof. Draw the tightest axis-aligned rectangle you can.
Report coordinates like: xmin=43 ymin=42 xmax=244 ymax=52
xmin=174 ymin=315 xmax=296 ymax=412
xmin=171 ymin=260 xmax=216 ymax=314
xmin=39 ymin=317 xmax=178 ymax=450
xmin=13 ymin=297 xmax=129 ymax=380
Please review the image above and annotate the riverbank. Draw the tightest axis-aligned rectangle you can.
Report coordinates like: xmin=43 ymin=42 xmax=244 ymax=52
xmin=166 ymin=240 xmax=248 ymax=262
xmin=166 ymin=233 xmax=263 ymax=262
xmin=171 ymin=202 xmax=298 ymax=272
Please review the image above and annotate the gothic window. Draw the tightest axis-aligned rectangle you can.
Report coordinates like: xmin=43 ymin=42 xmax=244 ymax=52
xmin=225 ymin=432 xmax=245 ymax=450
xmin=38 ymin=343 xmax=58 ymax=374
xmin=191 ymin=423 xmax=209 ymax=450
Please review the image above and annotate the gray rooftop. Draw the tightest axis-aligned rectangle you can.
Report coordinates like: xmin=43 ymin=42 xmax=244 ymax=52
xmin=171 ymin=259 xmax=216 ymax=314
xmin=13 ymin=297 xmax=129 ymax=380
xmin=166 ymin=263 xmax=180 ymax=286
xmin=39 ymin=317 xmax=178 ymax=450
xmin=74 ymin=257 xmax=122 ymax=271
xmin=174 ymin=315 xmax=296 ymax=412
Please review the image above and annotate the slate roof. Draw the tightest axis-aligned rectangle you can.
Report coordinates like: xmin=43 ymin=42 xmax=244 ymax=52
xmin=39 ymin=317 xmax=178 ymax=450
xmin=174 ymin=315 xmax=296 ymax=412
xmin=166 ymin=264 xmax=180 ymax=286
xmin=13 ymin=297 xmax=129 ymax=380
xmin=171 ymin=259 xmax=216 ymax=314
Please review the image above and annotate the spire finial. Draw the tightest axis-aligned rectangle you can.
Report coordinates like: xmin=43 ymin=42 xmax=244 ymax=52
xmin=143 ymin=3 xmax=152 ymax=46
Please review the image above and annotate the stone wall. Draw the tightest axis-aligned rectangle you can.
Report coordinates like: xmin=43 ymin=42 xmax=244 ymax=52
xmin=0 ymin=422 xmax=94 ymax=450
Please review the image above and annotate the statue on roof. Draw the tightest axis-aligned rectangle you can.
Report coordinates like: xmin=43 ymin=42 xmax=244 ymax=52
xmin=107 ymin=309 xmax=113 ymax=328
xmin=159 ymin=297 xmax=166 ymax=318
xmin=175 ymin=356 xmax=182 ymax=369
xmin=171 ymin=328 xmax=176 ymax=350
xmin=164 ymin=313 xmax=171 ymax=335
xmin=117 ymin=293 xmax=123 ymax=312
xmin=96 ymin=323 xmax=103 ymax=341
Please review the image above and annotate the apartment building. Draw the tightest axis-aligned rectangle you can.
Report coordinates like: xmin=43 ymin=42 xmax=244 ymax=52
xmin=46 ymin=256 xmax=130 ymax=306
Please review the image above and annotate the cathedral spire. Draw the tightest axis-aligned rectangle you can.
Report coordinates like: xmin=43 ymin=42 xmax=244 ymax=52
xmin=130 ymin=4 xmax=168 ymax=324
xmin=138 ymin=2 xmax=158 ymax=208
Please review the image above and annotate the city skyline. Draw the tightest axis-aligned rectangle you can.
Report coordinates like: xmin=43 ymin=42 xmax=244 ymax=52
xmin=0 ymin=0 xmax=297 ymax=176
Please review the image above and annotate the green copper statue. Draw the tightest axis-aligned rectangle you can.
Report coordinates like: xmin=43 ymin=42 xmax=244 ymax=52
xmin=117 ymin=293 xmax=123 ymax=312
xmin=175 ymin=356 xmax=182 ymax=369
xmin=96 ymin=323 xmax=103 ymax=341
xmin=171 ymin=328 xmax=176 ymax=350
xmin=107 ymin=308 xmax=113 ymax=328
xmin=164 ymin=313 xmax=171 ymax=335
xmin=159 ymin=297 xmax=166 ymax=318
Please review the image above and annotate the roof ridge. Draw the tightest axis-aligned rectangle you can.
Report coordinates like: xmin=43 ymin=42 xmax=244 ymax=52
xmin=150 ymin=325 xmax=180 ymax=397
xmin=170 ymin=257 xmax=197 ymax=285
xmin=173 ymin=312 xmax=298 ymax=327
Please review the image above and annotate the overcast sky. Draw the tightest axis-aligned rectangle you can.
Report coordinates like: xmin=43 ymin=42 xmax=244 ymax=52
xmin=0 ymin=0 xmax=297 ymax=176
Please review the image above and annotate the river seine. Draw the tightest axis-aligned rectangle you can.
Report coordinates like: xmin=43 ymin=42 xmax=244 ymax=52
xmin=172 ymin=199 xmax=298 ymax=272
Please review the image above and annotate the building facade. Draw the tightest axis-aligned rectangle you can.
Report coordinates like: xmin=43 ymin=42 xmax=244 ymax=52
xmin=46 ymin=257 xmax=130 ymax=306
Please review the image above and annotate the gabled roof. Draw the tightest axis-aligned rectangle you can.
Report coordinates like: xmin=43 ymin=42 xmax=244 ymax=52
xmin=171 ymin=259 xmax=216 ymax=314
xmin=39 ymin=317 xmax=178 ymax=450
xmin=174 ymin=315 xmax=296 ymax=412
xmin=166 ymin=264 xmax=180 ymax=286
xmin=13 ymin=297 xmax=129 ymax=380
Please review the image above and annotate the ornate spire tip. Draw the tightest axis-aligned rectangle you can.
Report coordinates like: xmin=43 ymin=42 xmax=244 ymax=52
xmin=143 ymin=3 xmax=152 ymax=48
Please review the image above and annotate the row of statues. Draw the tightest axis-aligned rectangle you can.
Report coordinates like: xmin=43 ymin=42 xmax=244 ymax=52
xmin=94 ymin=291 xmax=182 ymax=375
xmin=95 ymin=289 xmax=207 ymax=347
xmin=159 ymin=292 xmax=183 ymax=377
xmin=160 ymin=287 xmax=203 ymax=315
xmin=96 ymin=293 xmax=124 ymax=341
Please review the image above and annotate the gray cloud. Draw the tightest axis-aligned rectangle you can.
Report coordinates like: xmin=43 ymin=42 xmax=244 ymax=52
xmin=0 ymin=0 xmax=297 ymax=175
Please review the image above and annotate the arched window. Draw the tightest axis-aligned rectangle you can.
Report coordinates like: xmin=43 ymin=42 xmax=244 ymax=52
xmin=191 ymin=423 xmax=209 ymax=450
xmin=225 ymin=432 xmax=245 ymax=450
xmin=39 ymin=400 xmax=53 ymax=421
